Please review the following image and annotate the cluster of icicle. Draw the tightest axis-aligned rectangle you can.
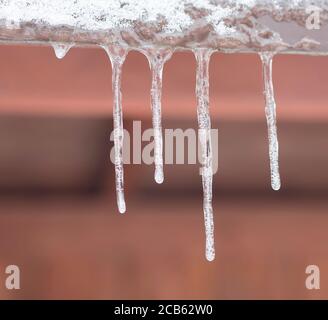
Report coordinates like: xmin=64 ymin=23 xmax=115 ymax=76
xmin=52 ymin=43 xmax=280 ymax=262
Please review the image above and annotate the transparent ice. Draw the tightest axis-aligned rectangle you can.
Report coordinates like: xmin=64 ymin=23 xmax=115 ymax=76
xmin=52 ymin=42 xmax=74 ymax=59
xmin=103 ymin=45 xmax=128 ymax=214
xmin=44 ymin=42 xmax=283 ymax=260
xmin=144 ymin=48 xmax=173 ymax=184
xmin=260 ymin=52 xmax=281 ymax=191
xmin=194 ymin=48 xmax=215 ymax=262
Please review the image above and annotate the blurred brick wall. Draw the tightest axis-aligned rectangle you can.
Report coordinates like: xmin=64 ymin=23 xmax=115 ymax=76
xmin=0 ymin=46 xmax=328 ymax=121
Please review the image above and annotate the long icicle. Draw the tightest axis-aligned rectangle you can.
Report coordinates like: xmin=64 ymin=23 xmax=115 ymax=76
xmin=194 ymin=48 xmax=215 ymax=262
xmin=104 ymin=45 xmax=128 ymax=213
xmin=260 ymin=52 xmax=281 ymax=191
xmin=145 ymin=48 xmax=173 ymax=184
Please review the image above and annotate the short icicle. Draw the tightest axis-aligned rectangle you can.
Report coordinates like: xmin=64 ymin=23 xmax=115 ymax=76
xmin=103 ymin=45 xmax=128 ymax=214
xmin=194 ymin=48 xmax=215 ymax=262
xmin=52 ymin=42 xmax=74 ymax=59
xmin=260 ymin=52 xmax=281 ymax=191
xmin=144 ymin=48 xmax=173 ymax=184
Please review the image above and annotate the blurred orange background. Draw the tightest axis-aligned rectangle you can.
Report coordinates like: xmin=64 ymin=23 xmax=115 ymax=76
xmin=0 ymin=45 xmax=327 ymax=299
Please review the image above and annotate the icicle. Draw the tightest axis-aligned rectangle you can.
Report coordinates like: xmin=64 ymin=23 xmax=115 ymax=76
xmin=194 ymin=48 xmax=215 ymax=262
xmin=144 ymin=48 xmax=173 ymax=184
xmin=51 ymin=42 xmax=74 ymax=59
xmin=103 ymin=45 xmax=128 ymax=214
xmin=260 ymin=52 xmax=281 ymax=191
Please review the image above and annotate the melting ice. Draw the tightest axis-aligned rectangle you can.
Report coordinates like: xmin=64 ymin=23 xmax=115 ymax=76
xmin=52 ymin=42 xmax=284 ymax=261
xmin=144 ymin=48 xmax=173 ymax=184
xmin=103 ymin=45 xmax=128 ymax=214
xmin=52 ymin=42 xmax=74 ymax=59
xmin=194 ymin=48 xmax=215 ymax=262
xmin=260 ymin=52 xmax=281 ymax=191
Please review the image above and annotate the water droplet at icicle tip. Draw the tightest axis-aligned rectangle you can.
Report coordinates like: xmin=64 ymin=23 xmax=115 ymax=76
xmin=260 ymin=52 xmax=281 ymax=191
xmin=144 ymin=48 xmax=173 ymax=184
xmin=103 ymin=45 xmax=128 ymax=214
xmin=194 ymin=48 xmax=215 ymax=262
xmin=52 ymin=42 xmax=74 ymax=59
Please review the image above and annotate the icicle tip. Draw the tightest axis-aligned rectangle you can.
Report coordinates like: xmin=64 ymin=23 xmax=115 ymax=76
xmin=206 ymin=253 xmax=215 ymax=262
xmin=118 ymin=201 xmax=126 ymax=214
xmin=117 ymin=193 xmax=126 ymax=214
xmin=155 ymin=167 xmax=164 ymax=184
xmin=271 ymin=181 xmax=281 ymax=191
